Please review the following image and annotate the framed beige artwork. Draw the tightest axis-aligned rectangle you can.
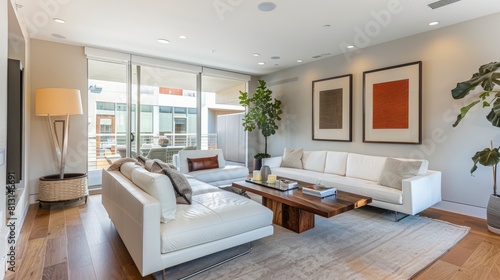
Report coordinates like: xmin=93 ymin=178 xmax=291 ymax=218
xmin=312 ymin=74 xmax=352 ymax=141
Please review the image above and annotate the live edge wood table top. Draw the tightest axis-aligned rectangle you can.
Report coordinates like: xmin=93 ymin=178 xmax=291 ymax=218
xmin=232 ymin=179 xmax=372 ymax=233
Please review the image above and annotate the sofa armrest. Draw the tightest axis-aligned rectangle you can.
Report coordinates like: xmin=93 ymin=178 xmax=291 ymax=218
xmin=262 ymin=156 xmax=283 ymax=168
xmin=102 ymin=170 xmax=163 ymax=276
xmin=401 ymin=170 xmax=442 ymax=215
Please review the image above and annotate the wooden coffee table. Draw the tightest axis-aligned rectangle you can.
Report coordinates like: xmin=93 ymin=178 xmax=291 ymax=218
xmin=232 ymin=179 xmax=372 ymax=233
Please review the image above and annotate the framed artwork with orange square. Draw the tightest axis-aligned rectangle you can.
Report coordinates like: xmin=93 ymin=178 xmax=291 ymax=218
xmin=363 ymin=61 xmax=422 ymax=144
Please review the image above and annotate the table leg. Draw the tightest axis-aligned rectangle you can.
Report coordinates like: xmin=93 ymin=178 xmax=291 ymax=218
xmin=262 ymin=197 xmax=315 ymax=233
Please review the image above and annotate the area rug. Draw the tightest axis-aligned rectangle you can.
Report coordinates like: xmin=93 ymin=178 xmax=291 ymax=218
xmin=155 ymin=206 xmax=469 ymax=280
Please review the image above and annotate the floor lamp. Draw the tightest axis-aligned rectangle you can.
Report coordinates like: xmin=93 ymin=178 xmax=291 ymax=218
xmin=36 ymin=88 xmax=83 ymax=178
xmin=36 ymin=88 xmax=88 ymax=206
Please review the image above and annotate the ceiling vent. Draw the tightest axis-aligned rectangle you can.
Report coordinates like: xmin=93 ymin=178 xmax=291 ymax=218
xmin=428 ymin=0 xmax=461 ymax=9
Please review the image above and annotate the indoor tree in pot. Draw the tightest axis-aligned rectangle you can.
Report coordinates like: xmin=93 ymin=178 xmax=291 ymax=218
xmin=452 ymin=61 xmax=500 ymax=233
xmin=239 ymin=80 xmax=282 ymax=170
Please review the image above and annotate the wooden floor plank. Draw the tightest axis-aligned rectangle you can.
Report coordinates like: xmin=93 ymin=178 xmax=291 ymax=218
xmin=66 ymin=223 xmax=93 ymax=270
xmin=69 ymin=264 xmax=97 ymax=280
xmin=413 ymin=260 xmax=460 ymax=280
xmin=89 ymin=242 xmax=125 ymax=280
xmin=15 ymin=238 xmax=46 ymax=280
xmin=42 ymin=262 xmax=68 ymax=280
xmin=44 ymin=236 xmax=67 ymax=268
xmin=455 ymin=240 xmax=500 ymax=279
xmin=28 ymin=207 xmax=50 ymax=240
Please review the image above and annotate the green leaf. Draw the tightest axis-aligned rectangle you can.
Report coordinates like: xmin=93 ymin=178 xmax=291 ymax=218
xmin=487 ymin=98 xmax=500 ymax=127
xmin=452 ymin=100 xmax=480 ymax=127
xmin=479 ymin=91 xmax=490 ymax=100
xmin=483 ymin=101 xmax=491 ymax=107
xmin=471 ymin=147 xmax=500 ymax=175
xmin=451 ymin=82 xmax=476 ymax=99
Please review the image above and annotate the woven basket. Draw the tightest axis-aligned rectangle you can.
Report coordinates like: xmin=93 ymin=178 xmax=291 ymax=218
xmin=39 ymin=173 xmax=88 ymax=202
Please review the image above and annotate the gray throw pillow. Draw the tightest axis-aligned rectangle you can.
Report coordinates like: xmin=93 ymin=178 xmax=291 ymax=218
xmin=379 ymin=158 xmax=422 ymax=190
xmin=162 ymin=167 xmax=193 ymax=204
xmin=280 ymin=148 xmax=303 ymax=169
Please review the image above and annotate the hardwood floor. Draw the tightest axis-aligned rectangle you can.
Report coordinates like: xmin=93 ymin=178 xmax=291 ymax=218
xmin=4 ymin=194 xmax=500 ymax=280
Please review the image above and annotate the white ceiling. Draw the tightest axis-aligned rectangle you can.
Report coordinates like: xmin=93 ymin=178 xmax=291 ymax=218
xmin=13 ymin=0 xmax=500 ymax=76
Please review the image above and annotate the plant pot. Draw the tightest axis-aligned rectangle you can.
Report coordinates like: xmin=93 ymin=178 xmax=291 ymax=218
xmin=253 ymin=158 xmax=263 ymax=171
xmin=487 ymin=194 xmax=500 ymax=234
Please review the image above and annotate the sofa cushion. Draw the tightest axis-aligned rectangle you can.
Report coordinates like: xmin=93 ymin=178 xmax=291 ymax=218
xmin=379 ymin=158 xmax=422 ymax=190
xmin=302 ymin=151 xmax=327 ymax=172
xmin=270 ymin=167 xmax=323 ymax=184
xmin=320 ymin=175 xmax=403 ymax=205
xmin=280 ymin=148 xmax=303 ymax=169
xmin=187 ymin=165 xmax=249 ymax=185
xmin=130 ymin=167 xmax=177 ymax=222
xmin=107 ymin=158 xmax=137 ymax=171
xmin=188 ymin=155 xmax=219 ymax=172
xmin=160 ymin=189 xmax=273 ymax=254
xmin=324 ymin=151 xmax=348 ymax=175
xmin=346 ymin=153 xmax=387 ymax=182
xmin=120 ymin=162 xmax=141 ymax=180
xmin=162 ymin=167 xmax=193 ymax=204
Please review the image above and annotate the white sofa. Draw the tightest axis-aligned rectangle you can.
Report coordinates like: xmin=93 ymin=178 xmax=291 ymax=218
xmin=173 ymin=149 xmax=249 ymax=186
xmin=102 ymin=162 xmax=273 ymax=277
xmin=263 ymin=150 xmax=441 ymax=216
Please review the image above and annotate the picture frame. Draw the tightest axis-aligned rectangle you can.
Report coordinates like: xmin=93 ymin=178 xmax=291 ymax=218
xmin=312 ymin=74 xmax=352 ymax=141
xmin=363 ymin=61 xmax=422 ymax=144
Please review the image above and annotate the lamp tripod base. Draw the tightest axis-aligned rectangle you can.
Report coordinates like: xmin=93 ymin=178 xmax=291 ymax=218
xmin=38 ymin=173 xmax=88 ymax=207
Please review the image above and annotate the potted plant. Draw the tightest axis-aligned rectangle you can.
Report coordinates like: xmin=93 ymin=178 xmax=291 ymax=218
xmin=239 ymin=80 xmax=283 ymax=170
xmin=451 ymin=61 xmax=500 ymax=233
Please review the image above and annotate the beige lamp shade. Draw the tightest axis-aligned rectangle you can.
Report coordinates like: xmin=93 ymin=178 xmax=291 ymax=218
xmin=36 ymin=88 xmax=83 ymax=116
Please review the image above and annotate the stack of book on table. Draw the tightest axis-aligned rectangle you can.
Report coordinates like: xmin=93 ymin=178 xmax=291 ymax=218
xmin=302 ymin=184 xmax=337 ymax=198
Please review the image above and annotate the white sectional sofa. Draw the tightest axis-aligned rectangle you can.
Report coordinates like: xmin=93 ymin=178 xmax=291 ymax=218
xmin=102 ymin=162 xmax=273 ymax=277
xmin=173 ymin=149 xmax=249 ymax=186
xmin=263 ymin=149 xmax=441 ymax=216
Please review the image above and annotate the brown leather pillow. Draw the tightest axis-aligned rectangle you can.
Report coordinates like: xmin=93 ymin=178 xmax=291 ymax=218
xmin=187 ymin=155 xmax=219 ymax=172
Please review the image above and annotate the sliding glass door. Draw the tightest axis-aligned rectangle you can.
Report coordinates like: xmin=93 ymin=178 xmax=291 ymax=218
xmin=86 ymin=49 xmax=250 ymax=187
xmin=131 ymin=65 xmax=197 ymax=163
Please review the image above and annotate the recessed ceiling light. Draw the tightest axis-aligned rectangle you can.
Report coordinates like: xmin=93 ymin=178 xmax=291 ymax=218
xmin=179 ymin=35 xmax=187 ymax=39
xmin=258 ymin=62 xmax=266 ymax=65
xmin=53 ymin=18 xmax=65 ymax=24
xmin=157 ymin=39 xmax=170 ymax=44
xmin=258 ymin=2 xmax=276 ymax=12
xmin=253 ymin=53 xmax=260 ymax=57
xmin=347 ymin=45 xmax=354 ymax=49
xmin=323 ymin=24 xmax=331 ymax=28
xmin=51 ymin=33 xmax=66 ymax=39
xmin=297 ymin=59 xmax=303 ymax=63
xmin=271 ymin=56 xmax=280 ymax=60
xmin=429 ymin=21 xmax=439 ymax=26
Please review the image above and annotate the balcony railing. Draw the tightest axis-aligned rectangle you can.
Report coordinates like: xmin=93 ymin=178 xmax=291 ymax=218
xmin=88 ymin=133 xmax=218 ymax=170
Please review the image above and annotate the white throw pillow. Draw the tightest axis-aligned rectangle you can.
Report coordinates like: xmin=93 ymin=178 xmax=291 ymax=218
xmin=131 ymin=168 xmax=177 ymax=223
xmin=280 ymin=148 xmax=303 ymax=169
xmin=379 ymin=158 xmax=422 ymax=190
xmin=302 ymin=151 xmax=327 ymax=172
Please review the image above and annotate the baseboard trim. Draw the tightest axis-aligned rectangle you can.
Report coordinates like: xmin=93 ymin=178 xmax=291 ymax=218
xmin=431 ymin=200 xmax=486 ymax=219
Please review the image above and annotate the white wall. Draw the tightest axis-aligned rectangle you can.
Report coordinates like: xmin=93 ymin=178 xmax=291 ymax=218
xmin=28 ymin=39 xmax=88 ymax=203
xmin=261 ymin=12 xmax=500 ymax=218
